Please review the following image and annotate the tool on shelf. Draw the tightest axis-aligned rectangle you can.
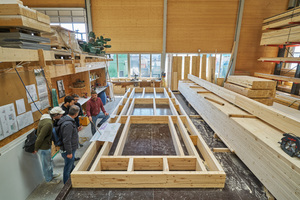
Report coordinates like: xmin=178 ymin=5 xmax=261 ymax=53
xmin=79 ymin=32 xmax=111 ymax=56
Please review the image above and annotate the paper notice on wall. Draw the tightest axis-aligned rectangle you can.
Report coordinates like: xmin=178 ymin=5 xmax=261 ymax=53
xmin=0 ymin=103 xmax=19 ymax=139
xmin=26 ymin=84 xmax=38 ymax=103
xmin=40 ymin=96 xmax=50 ymax=110
xmin=34 ymin=69 xmax=49 ymax=109
xmin=37 ymin=84 xmax=48 ymax=98
xmin=90 ymin=123 xmax=121 ymax=143
xmin=31 ymin=101 xmax=41 ymax=113
xmin=16 ymin=98 xmax=26 ymax=115
xmin=17 ymin=111 xmax=34 ymax=130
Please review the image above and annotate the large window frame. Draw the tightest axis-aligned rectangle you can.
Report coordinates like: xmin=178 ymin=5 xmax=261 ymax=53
xmin=107 ymin=53 xmax=162 ymax=78
xmin=35 ymin=8 xmax=88 ymax=41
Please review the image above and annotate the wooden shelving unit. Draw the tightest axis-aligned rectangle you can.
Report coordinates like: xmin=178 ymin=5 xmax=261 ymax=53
xmin=0 ymin=47 xmax=111 ymax=147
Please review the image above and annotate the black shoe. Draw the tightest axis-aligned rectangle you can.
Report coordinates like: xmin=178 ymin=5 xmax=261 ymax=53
xmin=75 ymin=157 xmax=80 ymax=161
xmin=97 ymin=123 xmax=102 ymax=128
xmin=79 ymin=144 xmax=83 ymax=147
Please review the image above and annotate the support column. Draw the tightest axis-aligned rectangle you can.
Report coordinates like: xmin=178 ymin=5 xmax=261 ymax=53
xmin=161 ymin=0 xmax=168 ymax=76
xmin=85 ymin=0 xmax=93 ymax=32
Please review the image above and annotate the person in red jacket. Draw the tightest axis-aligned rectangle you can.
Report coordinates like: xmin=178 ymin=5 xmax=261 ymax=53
xmin=86 ymin=90 xmax=110 ymax=135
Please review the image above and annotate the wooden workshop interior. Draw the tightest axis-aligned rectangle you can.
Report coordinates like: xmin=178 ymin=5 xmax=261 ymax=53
xmin=0 ymin=0 xmax=299 ymax=200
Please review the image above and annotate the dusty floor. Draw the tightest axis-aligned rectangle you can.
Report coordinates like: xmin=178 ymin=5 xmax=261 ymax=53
xmin=28 ymin=93 xmax=268 ymax=200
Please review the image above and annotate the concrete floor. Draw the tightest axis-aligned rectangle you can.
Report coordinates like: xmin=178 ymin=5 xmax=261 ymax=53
xmin=26 ymin=97 xmax=122 ymax=200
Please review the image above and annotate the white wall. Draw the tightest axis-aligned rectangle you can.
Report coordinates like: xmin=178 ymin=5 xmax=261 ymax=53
xmin=0 ymin=129 xmax=44 ymax=200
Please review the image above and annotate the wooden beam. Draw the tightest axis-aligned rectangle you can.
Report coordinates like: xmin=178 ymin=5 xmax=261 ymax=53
xmin=126 ymin=98 xmax=135 ymax=116
xmin=163 ymin=157 xmax=169 ymax=171
xmin=176 ymin=116 xmax=207 ymax=172
xmin=224 ymin=82 xmax=272 ymax=98
xmin=189 ymin=135 xmax=198 ymax=145
xmin=197 ymin=91 xmax=212 ymax=94
xmin=227 ymin=75 xmax=276 ymax=90
xmin=254 ymin=72 xmax=300 ymax=84
xmin=228 ymin=114 xmax=257 ymax=118
xmin=127 ymin=158 xmax=134 ymax=172
xmin=213 ymin=148 xmax=231 ymax=153
xmin=114 ymin=116 xmax=131 ymax=156
xmin=188 ymin=74 xmax=300 ymax=135
xmin=168 ymin=116 xmax=185 ymax=156
xmin=201 ymin=55 xmax=206 ymax=80
xmin=184 ymin=56 xmax=190 ymax=79
xmin=169 ymin=98 xmax=178 ymax=115
xmin=153 ymin=98 xmax=157 ymax=115
xmin=71 ymin=172 xmax=226 ymax=188
xmin=189 ymin=115 xmax=202 ymax=119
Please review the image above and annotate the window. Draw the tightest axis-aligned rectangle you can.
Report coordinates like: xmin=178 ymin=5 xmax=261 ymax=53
xmin=130 ymin=54 xmax=140 ymax=77
xmin=152 ymin=54 xmax=161 ymax=78
xmin=141 ymin=54 xmax=150 ymax=77
xmin=118 ymin=54 xmax=128 ymax=77
xmin=170 ymin=53 xmax=231 ymax=79
xmin=219 ymin=54 xmax=231 ymax=78
xmin=108 ymin=54 xmax=118 ymax=78
xmin=35 ymin=8 xmax=88 ymax=41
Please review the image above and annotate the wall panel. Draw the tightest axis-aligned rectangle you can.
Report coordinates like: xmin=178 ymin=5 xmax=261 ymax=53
xmin=22 ymin=0 xmax=85 ymax=8
xmin=167 ymin=0 xmax=239 ymax=53
xmin=91 ymin=0 xmax=164 ymax=53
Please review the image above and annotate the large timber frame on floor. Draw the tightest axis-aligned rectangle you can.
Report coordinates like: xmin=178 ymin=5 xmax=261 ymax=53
xmin=71 ymin=87 xmax=225 ymax=188
xmin=178 ymin=74 xmax=300 ymax=200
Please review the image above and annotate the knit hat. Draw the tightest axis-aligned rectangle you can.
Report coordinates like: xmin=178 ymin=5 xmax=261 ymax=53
xmin=50 ymin=107 xmax=65 ymax=115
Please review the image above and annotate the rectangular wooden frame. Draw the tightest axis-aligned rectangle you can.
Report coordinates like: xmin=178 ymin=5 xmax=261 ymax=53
xmin=72 ymin=87 xmax=225 ymax=188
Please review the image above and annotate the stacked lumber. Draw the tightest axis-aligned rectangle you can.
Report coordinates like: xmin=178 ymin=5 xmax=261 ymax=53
xmin=0 ymin=2 xmax=51 ymax=50
xmin=41 ymin=26 xmax=82 ymax=53
xmin=275 ymin=91 xmax=300 ymax=110
xmin=224 ymin=75 xmax=276 ymax=106
xmin=261 ymin=7 xmax=300 ymax=45
xmin=178 ymin=75 xmax=300 ymax=200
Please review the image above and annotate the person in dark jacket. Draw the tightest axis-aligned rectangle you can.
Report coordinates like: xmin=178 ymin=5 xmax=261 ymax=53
xmin=34 ymin=107 xmax=65 ymax=184
xmin=72 ymin=94 xmax=83 ymax=130
xmin=61 ymin=96 xmax=75 ymax=116
xmin=58 ymin=105 xmax=80 ymax=184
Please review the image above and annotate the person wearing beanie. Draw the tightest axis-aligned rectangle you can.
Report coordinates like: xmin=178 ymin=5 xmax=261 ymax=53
xmin=34 ymin=106 xmax=65 ymax=184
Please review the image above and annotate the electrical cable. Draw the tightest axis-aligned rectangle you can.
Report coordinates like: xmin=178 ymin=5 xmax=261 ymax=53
xmin=15 ymin=68 xmax=43 ymax=115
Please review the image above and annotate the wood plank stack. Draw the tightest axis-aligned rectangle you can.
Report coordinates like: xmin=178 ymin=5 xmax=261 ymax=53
xmin=41 ymin=26 xmax=82 ymax=53
xmin=261 ymin=6 xmax=300 ymax=45
xmin=179 ymin=75 xmax=300 ymax=200
xmin=224 ymin=75 xmax=276 ymax=106
xmin=0 ymin=2 xmax=51 ymax=50
xmin=275 ymin=91 xmax=300 ymax=110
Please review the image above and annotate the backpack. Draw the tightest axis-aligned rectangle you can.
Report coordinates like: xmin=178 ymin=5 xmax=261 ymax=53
xmin=23 ymin=129 xmax=37 ymax=153
xmin=52 ymin=125 xmax=63 ymax=146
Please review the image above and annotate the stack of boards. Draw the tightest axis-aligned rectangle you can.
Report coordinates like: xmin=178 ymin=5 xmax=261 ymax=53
xmin=0 ymin=2 xmax=51 ymax=50
xmin=275 ymin=91 xmax=300 ymax=110
xmin=224 ymin=75 xmax=276 ymax=106
xmin=261 ymin=6 xmax=300 ymax=45
xmin=41 ymin=25 xmax=82 ymax=53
